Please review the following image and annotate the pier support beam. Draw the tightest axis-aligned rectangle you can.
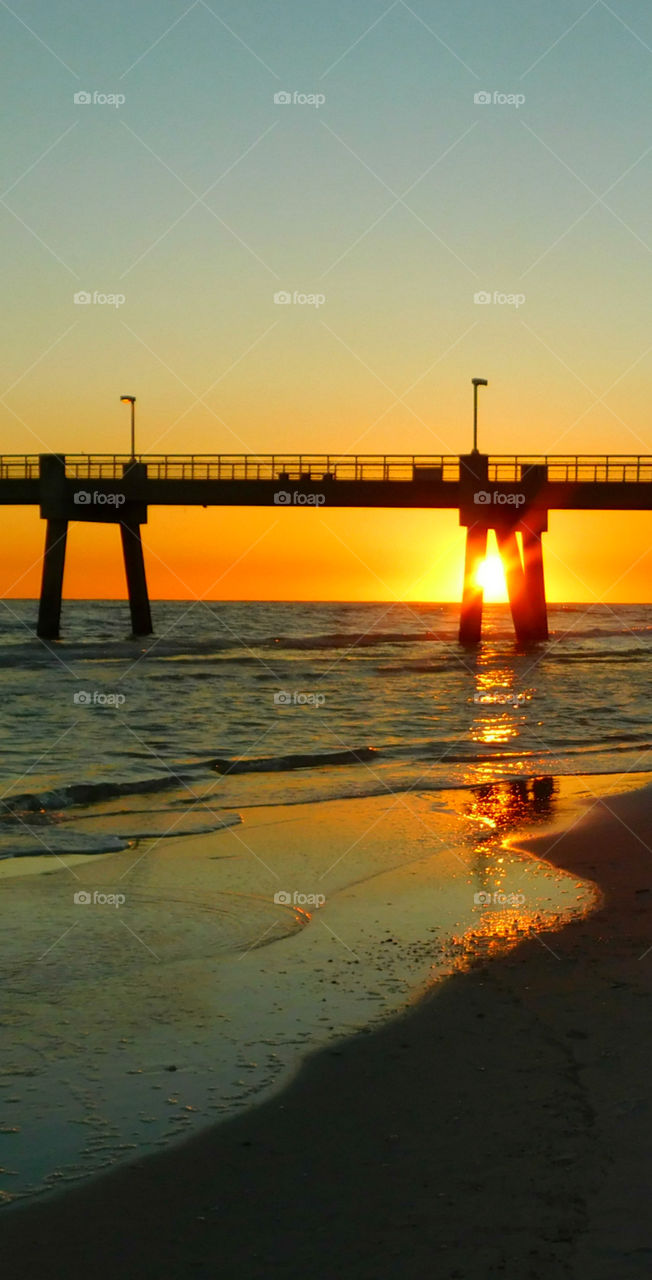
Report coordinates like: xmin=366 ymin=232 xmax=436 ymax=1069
xmin=120 ymin=520 xmax=153 ymax=636
xmin=37 ymin=518 xmax=68 ymax=639
xmin=459 ymin=524 xmax=487 ymax=644
xmin=495 ymin=528 xmax=535 ymax=644
xmin=521 ymin=526 xmax=549 ymax=641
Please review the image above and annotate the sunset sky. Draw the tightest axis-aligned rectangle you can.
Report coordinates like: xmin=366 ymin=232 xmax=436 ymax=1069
xmin=1 ymin=0 xmax=651 ymax=602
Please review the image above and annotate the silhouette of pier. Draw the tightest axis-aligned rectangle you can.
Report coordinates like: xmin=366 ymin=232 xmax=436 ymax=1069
xmin=1 ymin=452 xmax=651 ymax=644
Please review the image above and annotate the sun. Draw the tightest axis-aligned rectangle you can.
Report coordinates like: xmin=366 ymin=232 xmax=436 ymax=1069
xmin=475 ymin=553 xmax=507 ymax=602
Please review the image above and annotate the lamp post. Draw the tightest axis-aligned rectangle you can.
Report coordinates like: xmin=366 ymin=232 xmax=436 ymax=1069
xmin=120 ymin=395 xmax=136 ymax=460
xmin=471 ymin=378 xmax=488 ymax=453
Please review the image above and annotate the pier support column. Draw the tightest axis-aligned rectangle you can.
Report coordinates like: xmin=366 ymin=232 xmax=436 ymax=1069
xmin=120 ymin=521 xmax=153 ymax=636
xmin=495 ymin=528 xmax=536 ymax=644
xmin=459 ymin=524 xmax=487 ymax=645
xmin=521 ymin=526 xmax=549 ymax=641
xmin=37 ymin=518 xmax=68 ymax=639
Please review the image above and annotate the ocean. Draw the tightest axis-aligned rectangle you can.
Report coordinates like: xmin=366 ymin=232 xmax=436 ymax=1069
xmin=1 ymin=600 xmax=651 ymax=835
xmin=1 ymin=599 xmax=651 ymax=1203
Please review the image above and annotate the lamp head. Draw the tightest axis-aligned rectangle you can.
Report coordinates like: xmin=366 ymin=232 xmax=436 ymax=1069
xmin=471 ymin=378 xmax=488 ymax=387
xmin=120 ymin=395 xmax=136 ymax=404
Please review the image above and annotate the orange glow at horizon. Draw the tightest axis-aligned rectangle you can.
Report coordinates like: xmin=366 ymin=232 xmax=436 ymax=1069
xmin=0 ymin=506 xmax=651 ymax=604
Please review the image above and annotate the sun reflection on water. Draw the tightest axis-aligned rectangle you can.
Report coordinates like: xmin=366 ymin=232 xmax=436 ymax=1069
xmin=466 ymin=777 xmax=556 ymax=831
xmin=451 ymin=903 xmax=566 ymax=965
xmin=444 ymin=776 xmax=593 ymax=969
xmin=473 ymin=716 xmax=517 ymax=746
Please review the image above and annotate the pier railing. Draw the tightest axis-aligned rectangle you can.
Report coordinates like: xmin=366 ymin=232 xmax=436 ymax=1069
xmin=0 ymin=455 xmax=41 ymax=479
xmin=1 ymin=454 xmax=652 ymax=484
xmin=488 ymin=455 xmax=652 ymax=483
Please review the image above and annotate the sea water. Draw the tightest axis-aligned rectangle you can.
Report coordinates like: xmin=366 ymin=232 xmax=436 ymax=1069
xmin=0 ymin=600 xmax=650 ymax=1201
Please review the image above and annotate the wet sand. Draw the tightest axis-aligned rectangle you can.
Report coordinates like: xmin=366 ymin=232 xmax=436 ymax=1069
xmin=1 ymin=784 xmax=593 ymax=1201
xmin=1 ymin=781 xmax=651 ymax=1277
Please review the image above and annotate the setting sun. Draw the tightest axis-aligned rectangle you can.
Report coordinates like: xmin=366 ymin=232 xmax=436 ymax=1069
xmin=475 ymin=553 xmax=508 ymax=602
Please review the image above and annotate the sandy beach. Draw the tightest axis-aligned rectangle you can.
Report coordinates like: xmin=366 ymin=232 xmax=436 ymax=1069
xmin=1 ymin=777 xmax=651 ymax=1278
xmin=0 ymin=781 xmax=596 ymax=1202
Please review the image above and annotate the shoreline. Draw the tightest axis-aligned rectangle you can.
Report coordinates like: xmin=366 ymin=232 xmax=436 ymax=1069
xmin=1 ymin=777 xmax=598 ymax=1204
xmin=1 ymin=776 xmax=652 ymax=1276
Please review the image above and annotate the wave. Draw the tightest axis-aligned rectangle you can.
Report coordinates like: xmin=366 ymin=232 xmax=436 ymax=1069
xmin=537 ymin=647 xmax=652 ymax=662
xmin=378 ymin=646 xmax=652 ymax=673
xmin=211 ymin=747 xmax=379 ymax=774
xmin=255 ymin=630 xmax=457 ymax=649
xmin=0 ymin=753 xmax=386 ymax=816
xmin=4 ymin=733 xmax=652 ymax=817
xmin=0 ymin=830 xmax=129 ymax=859
xmin=0 ymin=771 xmax=201 ymax=816
xmin=1 ymin=624 xmax=650 ymax=673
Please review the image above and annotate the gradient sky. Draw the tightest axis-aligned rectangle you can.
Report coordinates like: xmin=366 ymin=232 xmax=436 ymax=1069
xmin=1 ymin=0 xmax=651 ymax=602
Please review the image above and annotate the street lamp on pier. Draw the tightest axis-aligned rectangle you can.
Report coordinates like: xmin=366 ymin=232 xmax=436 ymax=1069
xmin=120 ymin=395 xmax=136 ymax=460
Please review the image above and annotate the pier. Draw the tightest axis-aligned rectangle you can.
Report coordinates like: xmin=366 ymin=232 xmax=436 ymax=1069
xmin=1 ymin=452 xmax=651 ymax=644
